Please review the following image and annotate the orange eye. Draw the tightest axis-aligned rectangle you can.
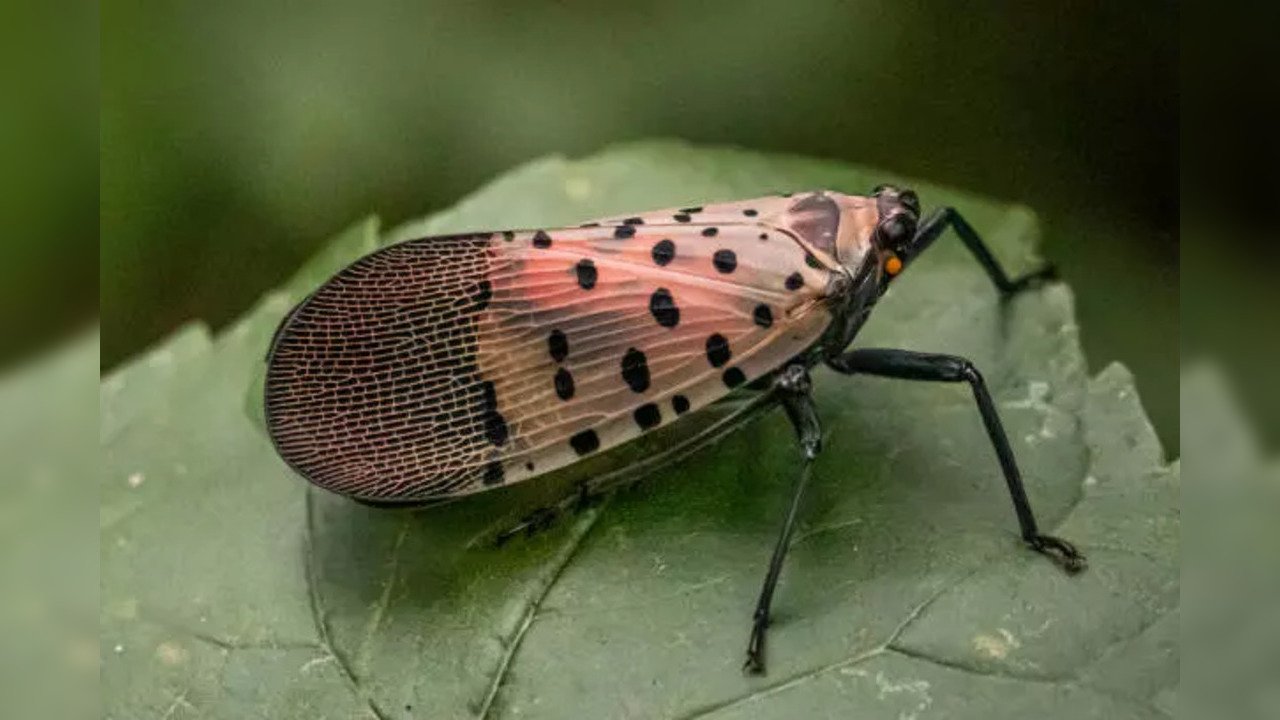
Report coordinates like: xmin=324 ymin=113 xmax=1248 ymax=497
xmin=885 ymin=256 xmax=903 ymax=276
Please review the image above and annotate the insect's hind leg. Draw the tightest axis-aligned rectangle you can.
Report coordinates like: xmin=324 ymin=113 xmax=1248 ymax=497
xmin=493 ymin=481 xmax=604 ymax=546
xmin=912 ymin=207 xmax=1058 ymax=296
xmin=825 ymin=348 xmax=1086 ymax=573
xmin=744 ymin=364 xmax=823 ymax=675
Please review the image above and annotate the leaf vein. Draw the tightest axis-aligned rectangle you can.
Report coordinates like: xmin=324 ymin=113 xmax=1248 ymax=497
xmin=676 ymin=573 xmax=966 ymax=720
xmin=355 ymin=516 xmax=410 ymax=674
xmin=477 ymin=501 xmax=610 ymax=720
xmin=305 ymin=490 xmax=390 ymax=720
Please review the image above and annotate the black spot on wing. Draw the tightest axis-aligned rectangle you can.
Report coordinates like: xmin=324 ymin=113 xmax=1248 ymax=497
xmin=485 ymin=410 xmax=509 ymax=447
xmin=477 ymin=381 xmax=508 ymax=448
xmin=652 ymin=239 xmax=675 ymax=266
xmin=713 ymin=249 xmax=737 ymax=274
xmin=672 ymin=395 xmax=690 ymax=415
xmin=483 ymin=461 xmax=505 ymax=486
xmin=634 ymin=403 xmax=661 ymax=430
xmin=532 ymin=230 xmax=552 ymax=248
xmin=785 ymin=272 xmax=804 ymax=291
xmin=621 ymin=348 xmax=650 ymax=393
xmin=472 ymin=280 xmax=493 ymax=310
xmin=753 ymin=304 xmax=774 ymax=328
xmin=570 ymin=429 xmax=600 ymax=456
xmin=575 ymin=259 xmax=598 ymax=290
xmin=705 ymin=333 xmax=731 ymax=368
xmin=554 ymin=368 xmax=575 ymax=400
xmin=649 ymin=288 xmax=680 ymax=328
xmin=723 ymin=367 xmax=747 ymax=389
xmin=548 ymin=330 xmax=569 ymax=362
xmin=480 ymin=380 xmax=498 ymax=411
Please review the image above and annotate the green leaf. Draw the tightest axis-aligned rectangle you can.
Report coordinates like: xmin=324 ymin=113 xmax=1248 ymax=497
xmin=100 ymin=141 xmax=1178 ymax=718
xmin=2 ymin=331 xmax=99 ymax=719
xmin=1180 ymin=366 xmax=1278 ymax=719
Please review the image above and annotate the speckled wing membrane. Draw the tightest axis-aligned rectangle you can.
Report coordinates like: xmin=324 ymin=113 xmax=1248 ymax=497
xmin=265 ymin=196 xmax=838 ymax=502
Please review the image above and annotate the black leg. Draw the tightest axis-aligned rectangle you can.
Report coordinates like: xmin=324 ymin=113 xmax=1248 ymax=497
xmin=912 ymin=207 xmax=1059 ymax=296
xmin=494 ymin=506 xmax=560 ymax=546
xmin=493 ymin=481 xmax=605 ymax=546
xmin=745 ymin=365 xmax=822 ymax=675
xmin=826 ymin=348 xmax=1086 ymax=574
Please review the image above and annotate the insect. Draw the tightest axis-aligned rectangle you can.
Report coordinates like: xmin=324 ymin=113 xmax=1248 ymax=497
xmin=264 ymin=187 xmax=1087 ymax=674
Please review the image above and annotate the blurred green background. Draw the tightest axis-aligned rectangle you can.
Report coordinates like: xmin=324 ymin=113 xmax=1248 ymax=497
xmin=0 ymin=2 xmax=97 ymax=373
xmin=96 ymin=1 xmax=1176 ymax=448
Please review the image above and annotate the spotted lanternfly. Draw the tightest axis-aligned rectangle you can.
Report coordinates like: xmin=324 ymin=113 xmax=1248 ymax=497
xmin=263 ymin=186 xmax=1087 ymax=674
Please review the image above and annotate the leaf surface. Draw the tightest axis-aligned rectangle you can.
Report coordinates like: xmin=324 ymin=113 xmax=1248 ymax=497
xmin=99 ymin=142 xmax=1179 ymax=719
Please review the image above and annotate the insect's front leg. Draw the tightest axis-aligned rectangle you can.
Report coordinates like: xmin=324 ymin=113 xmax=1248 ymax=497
xmin=912 ymin=207 xmax=1058 ymax=296
xmin=825 ymin=348 xmax=1086 ymax=573
xmin=775 ymin=364 xmax=822 ymax=460
xmin=744 ymin=364 xmax=823 ymax=675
